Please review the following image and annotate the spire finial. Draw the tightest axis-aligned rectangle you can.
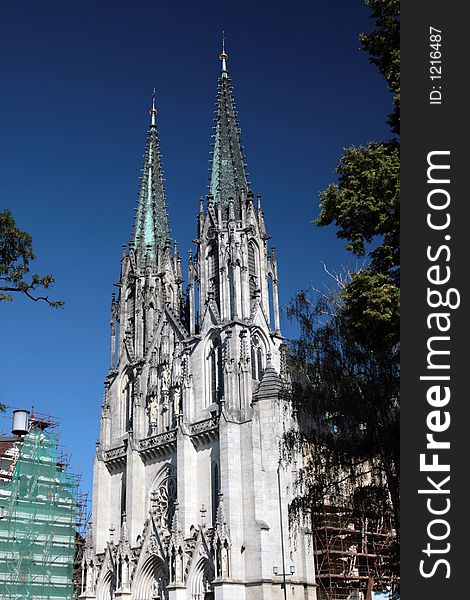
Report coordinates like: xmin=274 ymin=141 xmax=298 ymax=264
xmin=219 ymin=31 xmax=228 ymax=75
xmin=150 ymin=88 xmax=157 ymax=127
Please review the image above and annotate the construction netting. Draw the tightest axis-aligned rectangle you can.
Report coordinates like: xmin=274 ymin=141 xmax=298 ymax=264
xmin=0 ymin=427 xmax=78 ymax=600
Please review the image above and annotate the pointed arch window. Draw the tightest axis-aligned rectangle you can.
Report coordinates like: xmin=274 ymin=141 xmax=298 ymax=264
xmin=150 ymin=469 xmax=177 ymax=531
xmin=125 ymin=286 xmax=135 ymax=339
xmin=207 ymin=336 xmax=223 ymax=405
xmin=207 ymin=242 xmax=220 ymax=308
xmin=211 ymin=462 xmax=219 ymax=526
xmin=248 ymin=241 xmax=259 ymax=299
xmin=251 ymin=334 xmax=265 ymax=381
xmin=121 ymin=473 xmax=127 ymax=516
xmin=121 ymin=377 xmax=133 ymax=434
xmin=145 ymin=303 xmax=155 ymax=353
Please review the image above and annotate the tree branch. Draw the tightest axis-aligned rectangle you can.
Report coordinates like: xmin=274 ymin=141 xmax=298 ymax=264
xmin=0 ymin=285 xmax=64 ymax=308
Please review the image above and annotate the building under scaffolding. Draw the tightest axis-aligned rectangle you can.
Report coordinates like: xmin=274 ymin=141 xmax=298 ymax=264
xmin=312 ymin=506 xmax=398 ymax=600
xmin=0 ymin=415 xmax=79 ymax=600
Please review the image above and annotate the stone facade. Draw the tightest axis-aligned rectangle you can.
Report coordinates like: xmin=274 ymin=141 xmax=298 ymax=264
xmin=84 ymin=52 xmax=316 ymax=600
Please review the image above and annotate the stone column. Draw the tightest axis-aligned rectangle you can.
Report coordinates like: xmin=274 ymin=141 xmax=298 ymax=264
xmin=240 ymin=265 xmax=249 ymax=319
xmin=213 ymin=581 xmax=246 ymax=600
xmin=126 ymin=445 xmax=146 ymax=547
xmin=176 ymin=427 xmax=197 ymax=534
xmin=189 ymin=283 xmax=195 ymax=335
xmin=91 ymin=455 xmax=111 ymax=554
xmin=167 ymin=585 xmax=187 ymax=600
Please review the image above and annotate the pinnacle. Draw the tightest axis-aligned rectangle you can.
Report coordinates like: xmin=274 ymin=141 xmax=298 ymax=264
xmin=209 ymin=63 xmax=249 ymax=219
xmin=253 ymin=366 xmax=283 ymax=401
xmin=132 ymin=103 xmax=170 ymax=264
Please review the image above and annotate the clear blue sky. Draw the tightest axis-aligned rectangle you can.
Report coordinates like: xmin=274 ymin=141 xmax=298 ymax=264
xmin=0 ymin=0 xmax=392 ymax=501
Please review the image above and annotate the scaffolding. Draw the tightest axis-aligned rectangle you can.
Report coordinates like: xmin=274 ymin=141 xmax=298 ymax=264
xmin=0 ymin=426 xmax=78 ymax=600
xmin=73 ymin=488 xmax=90 ymax=599
xmin=312 ymin=506 xmax=398 ymax=600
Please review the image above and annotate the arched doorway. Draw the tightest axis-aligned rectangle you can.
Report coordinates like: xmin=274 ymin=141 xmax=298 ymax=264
xmin=133 ymin=555 xmax=169 ymax=600
xmin=189 ymin=557 xmax=215 ymax=600
xmin=95 ymin=569 xmax=115 ymax=600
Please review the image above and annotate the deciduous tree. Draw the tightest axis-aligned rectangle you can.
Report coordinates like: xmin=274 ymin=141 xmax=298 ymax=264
xmin=283 ymin=0 xmax=400 ymax=585
xmin=0 ymin=209 xmax=63 ymax=308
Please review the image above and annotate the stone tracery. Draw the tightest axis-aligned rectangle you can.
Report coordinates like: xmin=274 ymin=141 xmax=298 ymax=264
xmin=88 ymin=45 xmax=311 ymax=600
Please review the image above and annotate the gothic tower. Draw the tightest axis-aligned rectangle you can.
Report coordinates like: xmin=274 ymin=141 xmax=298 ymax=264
xmin=84 ymin=48 xmax=315 ymax=600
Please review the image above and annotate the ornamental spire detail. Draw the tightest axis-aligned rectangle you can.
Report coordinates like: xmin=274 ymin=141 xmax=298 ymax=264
xmin=220 ymin=30 xmax=228 ymax=76
xmin=209 ymin=41 xmax=249 ymax=218
xmin=132 ymin=90 xmax=170 ymax=263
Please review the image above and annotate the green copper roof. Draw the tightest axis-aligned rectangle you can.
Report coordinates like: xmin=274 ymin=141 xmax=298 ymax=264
xmin=209 ymin=57 xmax=249 ymax=218
xmin=132 ymin=101 xmax=169 ymax=263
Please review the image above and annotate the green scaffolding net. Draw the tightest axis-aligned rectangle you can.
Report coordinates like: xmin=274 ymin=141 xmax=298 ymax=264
xmin=0 ymin=427 xmax=78 ymax=600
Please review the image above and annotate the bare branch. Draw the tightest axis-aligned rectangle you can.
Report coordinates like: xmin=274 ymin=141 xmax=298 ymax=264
xmin=0 ymin=285 xmax=64 ymax=308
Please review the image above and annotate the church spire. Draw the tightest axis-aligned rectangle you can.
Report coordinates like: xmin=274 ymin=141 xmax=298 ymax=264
xmin=209 ymin=39 xmax=249 ymax=218
xmin=132 ymin=90 xmax=170 ymax=263
xmin=220 ymin=30 xmax=228 ymax=76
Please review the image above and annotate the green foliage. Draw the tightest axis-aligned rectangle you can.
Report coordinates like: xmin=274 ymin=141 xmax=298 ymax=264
xmin=284 ymin=285 xmax=400 ymax=585
xmin=286 ymin=287 xmax=399 ymax=517
xmin=315 ymin=3 xmax=400 ymax=355
xmin=0 ymin=210 xmax=63 ymax=308
xmin=283 ymin=2 xmax=400 ymax=577
xmin=317 ymin=142 xmax=399 ymax=272
xmin=360 ymin=0 xmax=400 ymax=134
xmin=343 ymin=270 xmax=399 ymax=350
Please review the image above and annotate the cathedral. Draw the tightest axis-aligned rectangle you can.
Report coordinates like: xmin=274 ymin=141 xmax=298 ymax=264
xmin=82 ymin=47 xmax=315 ymax=600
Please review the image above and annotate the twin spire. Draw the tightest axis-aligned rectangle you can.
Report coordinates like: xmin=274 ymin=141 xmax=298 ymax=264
xmin=132 ymin=87 xmax=169 ymax=263
xmin=210 ymin=36 xmax=249 ymax=217
xmin=132 ymin=38 xmax=250 ymax=262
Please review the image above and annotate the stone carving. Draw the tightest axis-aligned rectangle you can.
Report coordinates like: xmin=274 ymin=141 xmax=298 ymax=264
xmin=88 ymin=58 xmax=314 ymax=600
xmin=138 ymin=430 xmax=177 ymax=451
xmin=161 ymin=364 xmax=170 ymax=394
xmin=153 ymin=475 xmax=177 ymax=531
xmin=172 ymin=384 xmax=181 ymax=418
xmin=189 ymin=417 xmax=219 ymax=436
xmin=103 ymin=445 xmax=127 ymax=462
xmin=148 ymin=533 xmax=159 ymax=556
xmin=148 ymin=396 xmax=159 ymax=427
